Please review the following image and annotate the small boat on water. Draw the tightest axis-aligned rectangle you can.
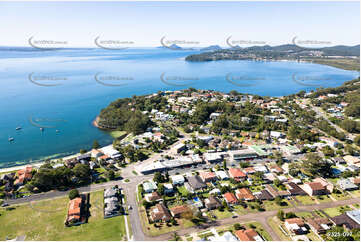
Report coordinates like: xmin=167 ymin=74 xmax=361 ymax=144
xmin=8 ymin=137 xmax=14 ymax=142
xmin=40 ymin=127 xmax=44 ymax=132
xmin=16 ymin=126 xmax=22 ymax=130
xmin=56 ymin=130 xmax=60 ymax=133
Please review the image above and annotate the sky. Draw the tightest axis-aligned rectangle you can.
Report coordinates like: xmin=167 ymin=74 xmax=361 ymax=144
xmin=0 ymin=1 xmax=359 ymax=47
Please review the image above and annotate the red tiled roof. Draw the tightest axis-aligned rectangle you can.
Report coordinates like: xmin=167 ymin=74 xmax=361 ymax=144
xmin=229 ymin=168 xmax=246 ymax=178
xmin=223 ymin=192 xmax=238 ymax=204
xmin=234 ymin=229 xmax=259 ymax=241
xmin=68 ymin=197 xmax=82 ymax=217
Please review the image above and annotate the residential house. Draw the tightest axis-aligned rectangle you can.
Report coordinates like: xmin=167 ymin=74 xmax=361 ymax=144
xmin=215 ymin=170 xmax=229 ymax=180
xmin=254 ymin=190 xmax=273 ymax=201
xmin=313 ymin=178 xmax=334 ymax=193
xmin=306 ymin=217 xmax=333 ymax=234
xmin=145 ymin=192 xmax=162 ymax=202
xmin=143 ymin=181 xmax=158 ymax=193
xmin=163 ymin=183 xmax=174 ymax=194
xmin=204 ymin=196 xmax=222 ymax=210
xmin=285 ymin=218 xmax=308 ymax=235
xmin=104 ymin=187 xmax=121 ymax=218
xmin=337 ymin=179 xmax=358 ymax=191
xmin=223 ymin=192 xmax=238 ymax=205
xmin=228 ymin=168 xmax=247 ymax=180
xmin=331 ymin=210 xmax=360 ymax=230
xmin=286 ymin=182 xmax=307 ymax=196
xmin=14 ymin=166 xmax=32 ymax=186
xmin=234 ymin=229 xmax=264 ymax=241
xmin=149 ymin=203 xmax=171 ymax=222
xmin=235 ymin=188 xmax=255 ymax=201
xmin=65 ymin=196 xmax=85 ymax=226
xmin=185 ymin=175 xmax=207 ymax=193
xmin=171 ymin=175 xmax=185 ymax=186
xmin=169 ymin=205 xmax=192 ymax=218
xmin=199 ymin=171 xmax=217 ymax=183
xmin=209 ymin=231 xmax=239 ymax=242
xmin=303 ymin=182 xmax=328 ymax=196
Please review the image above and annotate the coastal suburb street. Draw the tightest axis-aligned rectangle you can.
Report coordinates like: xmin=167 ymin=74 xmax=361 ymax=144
xmin=5 ymin=146 xmax=360 ymax=242
xmin=5 ymin=173 xmax=359 ymax=241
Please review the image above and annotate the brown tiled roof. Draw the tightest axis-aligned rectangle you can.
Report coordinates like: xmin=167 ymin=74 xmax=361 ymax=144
xmin=285 ymin=218 xmax=305 ymax=226
xmin=150 ymin=203 xmax=171 ymax=222
xmin=331 ymin=214 xmax=360 ymax=230
xmin=170 ymin=205 xmax=191 ymax=217
xmin=306 ymin=182 xmax=325 ymax=191
xmin=236 ymin=188 xmax=255 ymax=201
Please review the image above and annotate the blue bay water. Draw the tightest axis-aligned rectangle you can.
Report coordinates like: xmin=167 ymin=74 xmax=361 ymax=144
xmin=0 ymin=48 xmax=359 ymax=167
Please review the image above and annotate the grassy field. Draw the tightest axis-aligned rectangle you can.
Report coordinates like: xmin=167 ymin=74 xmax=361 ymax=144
xmin=332 ymin=192 xmax=352 ymax=201
xmin=263 ymin=199 xmax=291 ymax=211
xmin=295 ymin=195 xmax=317 ymax=205
xmin=316 ymin=195 xmax=333 ymax=203
xmin=0 ymin=191 xmax=127 ymax=241
xmin=323 ymin=205 xmax=352 ymax=217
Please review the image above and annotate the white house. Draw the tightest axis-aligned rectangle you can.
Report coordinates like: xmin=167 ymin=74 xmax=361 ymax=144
xmin=215 ymin=170 xmax=229 ymax=180
xmin=171 ymin=175 xmax=185 ymax=185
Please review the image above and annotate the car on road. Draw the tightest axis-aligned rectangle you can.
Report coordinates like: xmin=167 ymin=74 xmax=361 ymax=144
xmin=232 ymin=215 xmax=238 ymax=218
xmin=128 ymin=205 xmax=132 ymax=210
xmin=1 ymin=203 xmax=9 ymax=207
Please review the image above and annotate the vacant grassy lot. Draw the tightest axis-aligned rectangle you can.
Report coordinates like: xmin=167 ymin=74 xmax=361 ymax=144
xmin=295 ymin=195 xmax=316 ymax=205
xmin=0 ymin=191 xmax=127 ymax=241
xmin=332 ymin=192 xmax=352 ymax=201
xmin=263 ymin=199 xmax=291 ymax=211
xmin=323 ymin=206 xmax=352 ymax=217
xmin=316 ymin=195 xmax=333 ymax=203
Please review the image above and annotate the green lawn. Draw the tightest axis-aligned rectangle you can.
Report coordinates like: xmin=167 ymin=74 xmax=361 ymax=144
xmin=295 ymin=211 xmax=314 ymax=219
xmin=323 ymin=206 xmax=352 ymax=217
xmin=349 ymin=189 xmax=360 ymax=197
xmin=267 ymin=216 xmax=291 ymax=241
xmin=263 ymin=199 xmax=291 ymax=211
xmin=0 ymin=191 xmax=128 ymax=241
xmin=212 ymin=209 xmax=234 ymax=219
xmin=316 ymin=195 xmax=333 ymax=203
xmin=332 ymin=192 xmax=352 ymax=201
xmin=177 ymin=186 xmax=189 ymax=197
xmin=296 ymin=195 xmax=317 ymax=205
